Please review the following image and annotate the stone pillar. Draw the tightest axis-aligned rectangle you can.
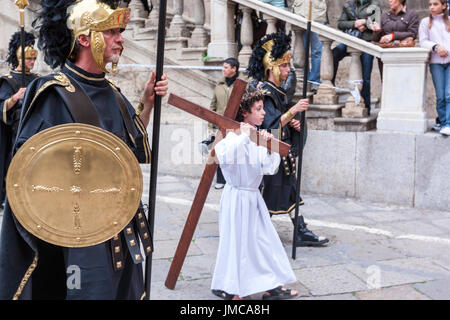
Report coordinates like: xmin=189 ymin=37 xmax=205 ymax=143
xmin=265 ymin=15 xmax=277 ymax=35
xmin=341 ymin=47 xmax=367 ymax=118
xmin=168 ymin=0 xmax=189 ymax=38
xmin=314 ymin=36 xmax=338 ymax=105
xmin=377 ymin=49 xmax=429 ymax=133
xmin=238 ymin=6 xmax=253 ymax=68
xmin=190 ymin=0 xmax=209 ymax=47
xmin=207 ymin=0 xmax=238 ymax=59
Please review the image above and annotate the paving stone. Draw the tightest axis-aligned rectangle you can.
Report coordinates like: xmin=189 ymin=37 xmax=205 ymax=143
xmin=413 ymin=279 xmax=450 ymax=300
xmin=356 ymin=285 xmax=431 ymax=300
xmin=376 ymin=239 xmax=450 ymax=259
xmin=346 ymin=257 xmax=450 ymax=288
xmin=294 ymin=265 xmax=368 ymax=296
xmin=178 ymin=255 xmax=215 ymax=281
xmin=152 ymin=239 xmax=202 ymax=260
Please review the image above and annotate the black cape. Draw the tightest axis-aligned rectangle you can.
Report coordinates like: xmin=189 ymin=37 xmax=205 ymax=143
xmin=0 ymin=61 xmax=151 ymax=300
xmin=259 ymin=80 xmax=306 ymax=215
xmin=0 ymin=71 xmax=37 ymax=204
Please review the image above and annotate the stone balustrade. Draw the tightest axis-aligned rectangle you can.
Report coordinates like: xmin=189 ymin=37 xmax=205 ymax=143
xmin=209 ymin=0 xmax=431 ymax=133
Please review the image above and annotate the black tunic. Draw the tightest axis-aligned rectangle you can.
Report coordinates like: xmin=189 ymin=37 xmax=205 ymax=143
xmin=259 ymin=81 xmax=305 ymax=215
xmin=0 ymin=61 xmax=151 ymax=300
xmin=0 ymin=71 xmax=37 ymax=203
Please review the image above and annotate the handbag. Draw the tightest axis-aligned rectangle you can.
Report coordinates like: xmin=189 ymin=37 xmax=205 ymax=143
xmin=378 ymin=37 xmax=415 ymax=48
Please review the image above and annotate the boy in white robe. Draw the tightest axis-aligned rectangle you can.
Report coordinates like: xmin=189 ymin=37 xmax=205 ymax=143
xmin=211 ymin=88 xmax=298 ymax=300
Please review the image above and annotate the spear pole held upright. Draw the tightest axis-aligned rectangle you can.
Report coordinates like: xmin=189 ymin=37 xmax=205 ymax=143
xmin=15 ymin=0 xmax=29 ymax=87
xmin=145 ymin=0 xmax=168 ymax=300
xmin=292 ymin=0 xmax=313 ymax=259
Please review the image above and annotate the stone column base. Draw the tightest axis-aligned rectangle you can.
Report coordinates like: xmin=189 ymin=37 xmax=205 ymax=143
xmin=342 ymin=101 xmax=368 ymax=118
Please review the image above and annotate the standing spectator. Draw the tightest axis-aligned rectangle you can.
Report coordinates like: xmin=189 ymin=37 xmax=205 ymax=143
xmin=419 ymin=0 xmax=450 ymax=135
xmin=292 ymin=0 xmax=328 ymax=92
xmin=332 ymin=0 xmax=382 ymax=115
xmin=372 ymin=0 xmax=420 ymax=79
xmin=208 ymin=58 xmax=246 ymax=189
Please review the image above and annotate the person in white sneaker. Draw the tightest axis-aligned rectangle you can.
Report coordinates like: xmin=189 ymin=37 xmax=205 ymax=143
xmin=419 ymin=0 xmax=450 ymax=136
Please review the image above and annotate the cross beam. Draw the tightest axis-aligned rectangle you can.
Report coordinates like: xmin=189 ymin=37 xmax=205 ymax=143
xmin=164 ymin=79 xmax=291 ymax=290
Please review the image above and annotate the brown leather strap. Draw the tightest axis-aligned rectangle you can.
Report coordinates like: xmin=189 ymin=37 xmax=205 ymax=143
xmin=111 ymin=87 xmax=137 ymax=148
xmin=110 ymin=234 xmax=124 ymax=271
xmin=54 ymin=73 xmax=101 ymax=127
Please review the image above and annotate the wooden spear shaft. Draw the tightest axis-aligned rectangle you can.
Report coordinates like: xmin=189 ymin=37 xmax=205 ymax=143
xmin=292 ymin=0 xmax=313 ymax=259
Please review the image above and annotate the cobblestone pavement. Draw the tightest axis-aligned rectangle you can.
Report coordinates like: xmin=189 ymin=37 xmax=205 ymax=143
xmin=1 ymin=168 xmax=449 ymax=300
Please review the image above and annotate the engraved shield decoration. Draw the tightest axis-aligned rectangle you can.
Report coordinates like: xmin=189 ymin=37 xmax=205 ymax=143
xmin=6 ymin=123 xmax=143 ymax=247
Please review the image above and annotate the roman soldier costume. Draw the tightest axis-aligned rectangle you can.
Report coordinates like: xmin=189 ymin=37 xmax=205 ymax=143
xmin=248 ymin=32 xmax=329 ymax=247
xmin=0 ymin=31 xmax=38 ymax=207
xmin=0 ymin=0 xmax=153 ymax=300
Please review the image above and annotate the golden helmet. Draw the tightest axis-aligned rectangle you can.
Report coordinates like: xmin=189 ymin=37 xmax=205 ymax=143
xmin=66 ymin=0 xmax=130 ymax=73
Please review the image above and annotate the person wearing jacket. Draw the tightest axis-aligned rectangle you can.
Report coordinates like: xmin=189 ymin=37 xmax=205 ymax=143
xmin=419 ymin=0 xmax=450 ymax=135
xmin=292 ymin=0 xmax=328 ymax=92
xmin=209 ymin=58 xmax=246 ymax=189
xmin=332 ymin=0 xmax=382 ymax=115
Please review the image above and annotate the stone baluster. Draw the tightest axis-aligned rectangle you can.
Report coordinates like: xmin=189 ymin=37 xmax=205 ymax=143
xmin=123 ymin=0 xmax=147 ymax=37
xmin=129 ymin=0 xmax=147 ymax=18
xmin=342 ymin=47 xmax=367 ymax=118
xmin=314 ymin=36 xmax=338 ymax=105
xmin=292 ymin=26 xmax=305 ymax=69
xmin=265 ymin=15 xmax=277 ymax=34
xmin=207 ymin=0 xmax=238 ymax=59
xmin=168 ymin=0 xmax=189 ymax=38
xmin=292 ymin=26 xmax=306 ymax=93
xmin=146 ymin=0 xmax=160 ymax=28
xmin=190 ymin=0 xmax=209 ymax=47
xmin=238 ymin=5 xmax=253 ymax=68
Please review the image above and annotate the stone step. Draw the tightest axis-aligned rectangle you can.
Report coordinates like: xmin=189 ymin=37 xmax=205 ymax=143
xmin=334 ymin=114 xmax=378 ymax=132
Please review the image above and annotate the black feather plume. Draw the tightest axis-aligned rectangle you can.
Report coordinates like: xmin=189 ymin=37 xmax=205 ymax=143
xmin=32 ymin=0 xmax=76 ymax=69
xmin=6 ymin=31 xmax=36 ymax=69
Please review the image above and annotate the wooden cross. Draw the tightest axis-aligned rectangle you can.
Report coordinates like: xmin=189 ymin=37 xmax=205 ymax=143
xmin=164 ymin=79 xmax=290 ymax=289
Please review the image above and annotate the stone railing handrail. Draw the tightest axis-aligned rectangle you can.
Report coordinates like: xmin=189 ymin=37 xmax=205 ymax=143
xmin=230 ymin=0 xmax=429 ymax=59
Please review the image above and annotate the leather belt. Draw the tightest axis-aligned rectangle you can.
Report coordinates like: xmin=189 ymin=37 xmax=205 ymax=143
xmin=110 ymin=206 xmax=153 ymax=270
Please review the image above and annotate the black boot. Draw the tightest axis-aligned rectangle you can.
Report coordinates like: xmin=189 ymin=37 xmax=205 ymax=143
xmin=292 ymin=216 xmax=329 ymax=247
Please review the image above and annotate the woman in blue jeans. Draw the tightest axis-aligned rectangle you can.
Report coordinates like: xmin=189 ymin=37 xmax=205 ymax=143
xmin=419 ymin=0 xmax=450 ymax=135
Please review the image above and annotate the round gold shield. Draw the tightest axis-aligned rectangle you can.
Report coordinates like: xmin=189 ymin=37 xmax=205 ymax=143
xmin=6 ymin=123 xmax=143 ymax=248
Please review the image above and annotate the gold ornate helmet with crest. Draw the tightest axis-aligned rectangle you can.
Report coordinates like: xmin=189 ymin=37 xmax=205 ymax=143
xmin=66 ymin=0 xmax=130 ymax=73
xmin=33 ymin=0 xmax=129 ymax=72
xmin=6 ymin=30 xmax=38 ymax=70
xmin=248 ymin=32 xmax=292 ymax=86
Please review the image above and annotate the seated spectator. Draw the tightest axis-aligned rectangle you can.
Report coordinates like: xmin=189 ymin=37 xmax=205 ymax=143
xmin=372 ymin=0 xmax=419 ymax=45
xmin=372 ymin=0 xmax=419 ymax=78
xmin=332 ymin=0 xmax=382 ymax=116
xmin=293 ymin=0 xmax=329 ymax=92
xmin=419 ymin=0 xmax=450 ymax=135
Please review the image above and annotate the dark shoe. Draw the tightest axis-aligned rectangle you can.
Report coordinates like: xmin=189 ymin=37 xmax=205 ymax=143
xmin=212 ymin=289 xmax=234 ymax=300
xmin=262 ymin=286 xmax=298 ymax=300
xmin=214 ymin=183 xmax=225 ymax=190
xmin=293 ymin=217 xmax=329 ymax=247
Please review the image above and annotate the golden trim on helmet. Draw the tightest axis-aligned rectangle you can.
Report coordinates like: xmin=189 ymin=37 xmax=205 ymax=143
xmin=16 ymin=45 xmax=38 ymax=60
xmin=261 ymin=40 xmax=292 ymax=86
xmin=66 ymin=0 xmax=130 ymax=73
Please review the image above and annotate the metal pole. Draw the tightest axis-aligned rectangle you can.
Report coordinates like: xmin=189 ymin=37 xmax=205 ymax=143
xmin=292 ymin=0 xmax=312 ymax=260
xmin=145 ymin=0 xmax=167 ymax=300
xmin=15 ymin=0 xmax=29 ymax=87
